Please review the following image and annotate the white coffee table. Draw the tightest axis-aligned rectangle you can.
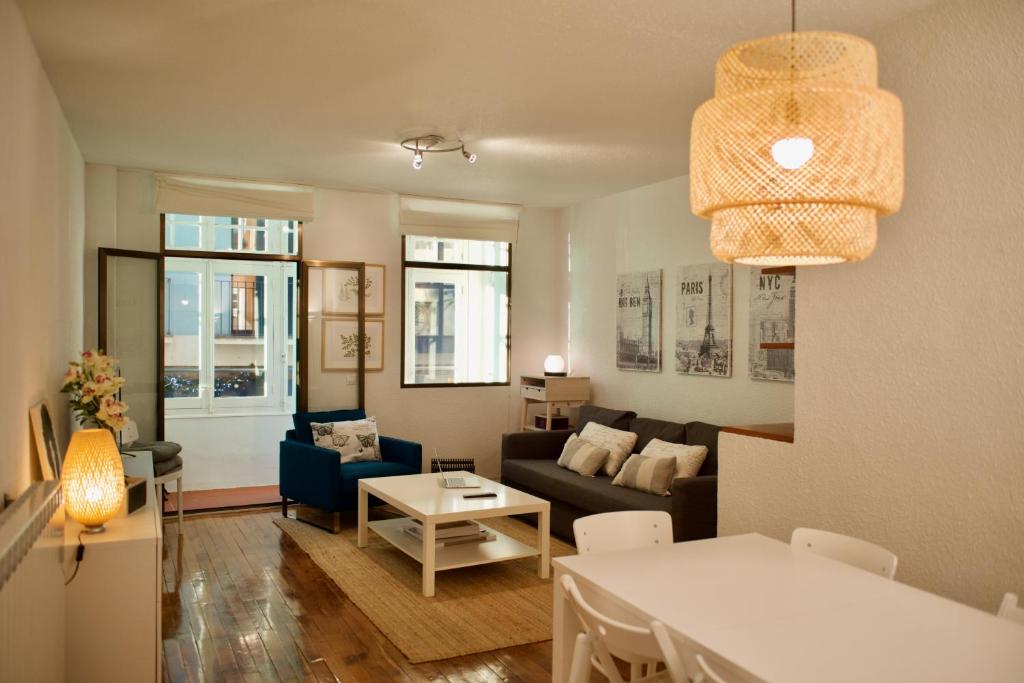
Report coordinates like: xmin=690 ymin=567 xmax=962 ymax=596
xmin=357 ymin=471 xmax=551 ymax=597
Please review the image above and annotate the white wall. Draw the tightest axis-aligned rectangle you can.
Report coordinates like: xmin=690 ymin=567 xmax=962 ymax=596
xmin=0 ymin=0 xmax=84 ymax=498
xmin=566 ymin=176 xmax=794 ymax=426
xmin=84 ymin=168 xmax=568 ymax=486
xmin=719 ymin=0 xmax=1024 ymax=611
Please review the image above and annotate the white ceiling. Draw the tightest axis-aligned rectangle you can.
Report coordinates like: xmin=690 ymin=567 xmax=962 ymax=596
xmin=18 ymin=0 xmax=937 ymax=207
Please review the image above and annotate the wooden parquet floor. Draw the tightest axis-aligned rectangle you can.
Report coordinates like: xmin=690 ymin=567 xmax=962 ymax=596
xmin=161 ymin=509 xmax=566 ymax=682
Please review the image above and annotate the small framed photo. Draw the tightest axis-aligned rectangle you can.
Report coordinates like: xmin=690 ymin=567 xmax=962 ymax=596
xmin=322 ymin=264 xmax=385 ymax=316
xmin=322 ymin=317 xmax=384 ymax=372
xmin=29 ymin=401 xmax=63 ymax=481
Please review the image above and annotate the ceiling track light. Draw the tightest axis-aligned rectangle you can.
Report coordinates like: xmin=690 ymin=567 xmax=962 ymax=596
xmin=400 ymin=135 xmax=478 ymax=170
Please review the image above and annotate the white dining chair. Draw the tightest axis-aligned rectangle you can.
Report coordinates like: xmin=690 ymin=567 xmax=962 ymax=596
xmin=573 ymin=510 xmax=673 ymax=555
xmin=791 ymin=527 xmax=898 ymax=579
xmin=997 ymin=592 xmax=1024 ymax=626
xmin=561 ymin=574 xmax=687 ymax=683
xmin=693 ymin=653 xmax=731 ymax=683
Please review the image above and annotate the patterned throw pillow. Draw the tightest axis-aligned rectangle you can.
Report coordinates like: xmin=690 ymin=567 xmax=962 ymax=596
xmin=611 ymin=454 xmax=677 ymax=496
xmin=640 ymin=438 xmax=708 ymax=480
xmin=556 ymin=434 xmax=610 ymax=477
xmin=578 ymin=422 xmax=638 ymax=477
xmin=310 ymin=417 xmax=381 ymax=464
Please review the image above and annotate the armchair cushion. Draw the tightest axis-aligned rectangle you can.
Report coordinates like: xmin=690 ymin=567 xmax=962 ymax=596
xmin=338 ymin=461 xmax=418 ymax=495
xmin=293 ymin=409 xmax=367 ymax=444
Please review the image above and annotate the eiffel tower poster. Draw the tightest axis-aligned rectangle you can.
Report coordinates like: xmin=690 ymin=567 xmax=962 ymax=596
xmin=616 ymin=270 xmax=662 ymax=372
xmin=675 ymin=263 xmax=732 ymax=377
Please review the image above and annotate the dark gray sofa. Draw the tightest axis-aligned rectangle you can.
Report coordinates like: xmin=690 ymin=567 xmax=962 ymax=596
xmin=500 ymin=405 xmax=720 ymax=543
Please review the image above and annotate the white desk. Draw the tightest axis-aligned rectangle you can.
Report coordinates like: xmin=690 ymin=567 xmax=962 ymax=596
xmin=552 ymin=533 xmax=1024 ymax=683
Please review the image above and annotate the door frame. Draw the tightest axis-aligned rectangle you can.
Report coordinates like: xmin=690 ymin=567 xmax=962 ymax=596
xmin=299 ymin=260 xmax=366 ymax=412
xmin=98 ymin=247 xmax=165 ymax=440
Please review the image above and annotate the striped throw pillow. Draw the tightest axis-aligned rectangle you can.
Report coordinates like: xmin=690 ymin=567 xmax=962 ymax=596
xmin=556 ymin=434 xmax=610 ymax=477
xmin=611 ymin=453 xmax=677 ymax=496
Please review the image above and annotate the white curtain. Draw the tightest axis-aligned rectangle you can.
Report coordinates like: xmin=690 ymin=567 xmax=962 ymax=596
xmin=398 ymin=195 xmax=521 ymax=244
xmin=154 ymin=173 xmax=315 ymax=221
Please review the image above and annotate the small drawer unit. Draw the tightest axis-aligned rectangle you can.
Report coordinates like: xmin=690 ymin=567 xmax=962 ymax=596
xmin=519 ymin=375 xmax=590 ymax=431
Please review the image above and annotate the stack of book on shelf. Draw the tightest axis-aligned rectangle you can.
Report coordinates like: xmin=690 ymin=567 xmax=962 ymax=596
xmin=403 ymin=519 xmax=496 ymax=547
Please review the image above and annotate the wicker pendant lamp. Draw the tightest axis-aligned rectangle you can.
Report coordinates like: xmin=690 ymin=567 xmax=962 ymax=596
xmin=690 ymin=2 xmax=904 ymax=265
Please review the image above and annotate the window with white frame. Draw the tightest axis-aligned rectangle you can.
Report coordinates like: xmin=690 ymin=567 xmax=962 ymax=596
xmin=165 ymin=214 xmax=299 ymax=255
xmin=402 ymin=236 xmax=510 ymax=386
xmin=164 ymin=257 xmax=297 ymax=414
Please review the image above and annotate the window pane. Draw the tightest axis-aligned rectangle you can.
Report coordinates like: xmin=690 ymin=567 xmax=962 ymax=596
xmin=165 ymin=215 xmax=201 ymax=249
xmin=164 ymin=271 xmax=202 ymax=398
xmin=165 ymin=214 xmax=299 ymax=255
xmin=404 ymin=267 xmax=509 ymax=384
xmin=404 ymin=235 xmax=509 ymax=266
xmin=213 ymin=272 xmax=267 ymax=397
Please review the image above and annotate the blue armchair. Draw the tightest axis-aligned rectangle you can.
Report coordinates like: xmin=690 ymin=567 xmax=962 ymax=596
xmin=280 ymin=409 xmax=422 ymax=532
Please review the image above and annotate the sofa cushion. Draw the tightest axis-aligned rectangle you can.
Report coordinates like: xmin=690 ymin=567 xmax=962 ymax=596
xmin=153 ymin=454 xmax=183 ymax=477
xmin=338 ymin=461 xmax=417 ymax=495
xmin=640 ymin=439 xmax=707 ymax=480
xmin=628 ymin=417 xmax=687 ymax=453
xmin=579 ymin=422 xmax=638 ymax=477
xmin=126 ymin=440 xmax=181 ymax=463
xmin=502 ymin=459 xmax=671 ymax=515
xmin=575 ymin=405 xmax=637 ymax=435
xmin=293 ymin=409 xmax=367 ymax=444
xmin=557 ymin=434 xmax=610 ymax=477
xmin=612 ymin=454 xmax=677 ymax=496
xmin=684 ymin=421 xmax=722 ymax=475
xmin=311 ymin=417 xmax=381 ymax=463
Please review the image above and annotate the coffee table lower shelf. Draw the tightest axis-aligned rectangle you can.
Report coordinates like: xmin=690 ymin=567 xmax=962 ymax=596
xmin=367 ymin=517 xmax=540 ymax=571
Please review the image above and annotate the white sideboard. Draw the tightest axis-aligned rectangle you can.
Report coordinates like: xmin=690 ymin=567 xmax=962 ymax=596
xmin=64 ymin=486 xmax=162 ymax=682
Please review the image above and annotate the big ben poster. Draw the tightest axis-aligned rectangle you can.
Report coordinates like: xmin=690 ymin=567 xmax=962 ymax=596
xmin=616 ymin=270 xmax=662 ymax=372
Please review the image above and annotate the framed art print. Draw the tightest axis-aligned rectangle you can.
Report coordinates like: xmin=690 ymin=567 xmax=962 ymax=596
xmin=675 ymin=263 xmax=732 ymax=377
xmin=616 ymin=269 xmax=662 ymax=372
xmin=29 ymin=401 xmax=62 ymax=481
xmin=321 ymin=317 xmax=384 ymax=372
xmin=322 ymin=264 xmax=385 ymax=316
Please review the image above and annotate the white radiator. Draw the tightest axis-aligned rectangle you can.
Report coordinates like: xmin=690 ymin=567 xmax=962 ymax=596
xmin=0 ymin=481 xmax=64 ymax=683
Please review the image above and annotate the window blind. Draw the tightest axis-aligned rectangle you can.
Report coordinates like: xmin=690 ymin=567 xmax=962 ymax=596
xmin=154 ymin=173 xmax=315 ymax=221
xmin=398 ymin=195 xmax=521 ymax=244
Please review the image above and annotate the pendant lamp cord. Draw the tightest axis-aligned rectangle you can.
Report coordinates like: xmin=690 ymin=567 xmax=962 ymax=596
xmin=791 ymin=0 xmax=796 ymax=33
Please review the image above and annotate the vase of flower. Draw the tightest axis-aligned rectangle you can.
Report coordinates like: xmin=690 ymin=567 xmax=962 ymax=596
xmin=61 ymin=349 xmax=129 ymax=432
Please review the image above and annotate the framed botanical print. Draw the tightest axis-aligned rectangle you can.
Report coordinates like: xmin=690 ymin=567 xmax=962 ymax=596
xmin=322 ymin=264 xmax=385 ymax=316
xmin=321 ymin=317 xmax=384 ymax=372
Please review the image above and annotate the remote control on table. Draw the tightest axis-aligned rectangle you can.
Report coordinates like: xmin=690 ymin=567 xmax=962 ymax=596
xmin=463 ymin=492 xmax=497 ymax=499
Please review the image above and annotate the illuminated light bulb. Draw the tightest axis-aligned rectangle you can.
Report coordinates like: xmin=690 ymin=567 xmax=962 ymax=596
xmin=771 ymin=137 xmax=814 ymax=170
xmin=180 ymin=298 xmax=189 ymax=306
xmin=543 ymin=354 xmax=566 ymax=376
xmin=412 ymin=151 xmax=423 ymax=170
xmin=463 ymin=149 xmax=477 ymax=164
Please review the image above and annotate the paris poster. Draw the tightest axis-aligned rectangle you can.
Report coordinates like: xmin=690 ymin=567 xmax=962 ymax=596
xmin=616 ymin=270 xmax=662 ymax=372
xmin=749 ymin=268 xmax=796 ymax=382
xmin=675 ymin=263 xmax=732 ymax=377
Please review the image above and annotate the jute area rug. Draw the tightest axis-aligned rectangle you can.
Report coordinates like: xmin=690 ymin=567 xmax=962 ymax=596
xmin=274 ymin=509 xmax=576 ymax=663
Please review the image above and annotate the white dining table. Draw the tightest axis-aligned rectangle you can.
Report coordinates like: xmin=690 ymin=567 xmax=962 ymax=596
xmin=552 ymin=533 xmax=1024 ymax=683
